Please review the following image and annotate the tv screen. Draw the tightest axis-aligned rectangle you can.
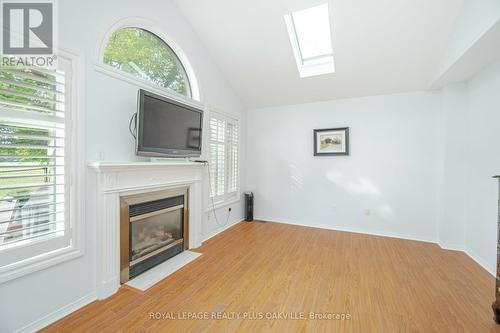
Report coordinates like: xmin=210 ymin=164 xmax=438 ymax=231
xmin=136 ymin=90 xmax=203 ymax=157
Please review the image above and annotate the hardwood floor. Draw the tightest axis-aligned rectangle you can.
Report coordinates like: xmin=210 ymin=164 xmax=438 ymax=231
xmin=43 ymin=221 xmax=499 ymax=332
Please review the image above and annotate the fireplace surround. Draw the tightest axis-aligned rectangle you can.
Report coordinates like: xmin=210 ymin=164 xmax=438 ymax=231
xmin=90 ymin=161 xmax=205 ymax=299
xmin=120 ymin=187 xmax=189 ymax=283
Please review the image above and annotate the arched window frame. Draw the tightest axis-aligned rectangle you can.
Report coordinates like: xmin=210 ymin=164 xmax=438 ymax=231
xmin=95 ymin=17 xmax=201 ymax=104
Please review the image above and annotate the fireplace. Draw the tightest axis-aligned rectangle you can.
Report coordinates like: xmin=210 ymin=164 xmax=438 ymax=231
xmin=119 ymin=188 xmax=189 ymax=283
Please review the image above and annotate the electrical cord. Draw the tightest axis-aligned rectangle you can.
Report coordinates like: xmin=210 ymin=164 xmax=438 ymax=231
xmin=128 ymin=118 xmax=228 ymax=226
xmin=202 ymin=161 xmax=231 ymax=227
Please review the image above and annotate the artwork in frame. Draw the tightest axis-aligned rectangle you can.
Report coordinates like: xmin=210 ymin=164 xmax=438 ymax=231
xmin=313 ymin=127 xmax=350 ymax=156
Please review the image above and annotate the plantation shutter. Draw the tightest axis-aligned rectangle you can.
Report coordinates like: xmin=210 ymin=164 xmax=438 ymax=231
xmin=209 ymin=117 xmax=225 ymax=198
xmin=227 ymin=122 xmax=238 ymax=194
xmin=209 ymin=111 xmax=239 ymax=202
xmin=0 ymin=65 xmax=68 ymax=250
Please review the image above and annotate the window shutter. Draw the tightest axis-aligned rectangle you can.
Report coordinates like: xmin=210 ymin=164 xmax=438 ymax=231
xmin=228 ymin=122 xmax=238 ymax=194
xmin=209 ymin=117 xmax=225 ymax=197
xmin=0 ymin=66 xmax=67 ymax=250
xmin=209 ymin=111 xmax=239 ymax=203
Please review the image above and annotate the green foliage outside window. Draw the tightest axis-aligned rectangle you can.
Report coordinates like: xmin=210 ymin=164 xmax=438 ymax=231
xmin=103 ymin=28 xmax=191 ymax=97
xmin=0 ymin=68 xmax=57 ymax=198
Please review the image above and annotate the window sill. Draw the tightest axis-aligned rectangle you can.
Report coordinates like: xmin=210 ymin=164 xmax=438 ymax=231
xmin=205 ymin=197 xmax=241 ymax=213
xmin=93 ymin=63 xmax=203 ymax=108
xmin=0 ymin=244 xmax=84 ymax=284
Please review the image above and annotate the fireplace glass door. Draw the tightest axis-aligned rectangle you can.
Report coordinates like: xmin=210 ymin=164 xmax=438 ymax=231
xmin=121 ymin=191 xmax=188 ymax=282
xmin=130 ymin=208 xmax=183 ymax=263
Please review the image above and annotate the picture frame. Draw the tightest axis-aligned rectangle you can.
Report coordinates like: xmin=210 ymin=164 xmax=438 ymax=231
xmin=313 ymin=127 xmax=350 ymax=156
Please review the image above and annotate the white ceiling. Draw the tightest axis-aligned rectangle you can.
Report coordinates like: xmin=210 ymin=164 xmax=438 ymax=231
xmin=175 ymin=0 xmax=465 ymax=108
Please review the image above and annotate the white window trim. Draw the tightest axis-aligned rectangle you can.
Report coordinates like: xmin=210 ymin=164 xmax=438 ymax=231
xmin=284 ymin=7 xmax=335 ymax=78
xmin=204 ymin=197 xmax=240 ymax=213
xmin=93 ymin=64 xmax=203 ymax=111
xmin=93 ymin=16 xmax=202 ymax=103
xmin=208 ymin=108 xmax=241 ymax=207
xmin=0 ymin=49 xmax=86 ymax=284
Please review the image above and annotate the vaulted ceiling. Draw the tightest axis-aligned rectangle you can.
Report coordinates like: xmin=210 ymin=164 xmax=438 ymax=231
xmin=175 ymin=0 xmax=465 ymax=108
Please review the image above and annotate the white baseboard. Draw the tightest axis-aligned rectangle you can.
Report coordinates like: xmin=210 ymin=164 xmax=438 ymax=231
xmin=202 ymin=217 xmax=244 ymax=243
xmin=465 ymin=248 xmax=496 ymax=276
xmin=12 ymin=219 xmax=241 ymax=333
xmin=255 ymin=216 xmax=438 ymax=245
xmin=256 ymin=216 xmax=496 ymax=277
xmin=97 ymin=276 xmax=120 ymax=300
xmin=14 ymin=292 xmax=96 ymax=333
xmin=437 ymin=242 xmax=465 ymax=252
xmin=12 ymin=216 xmax=496 ymax=333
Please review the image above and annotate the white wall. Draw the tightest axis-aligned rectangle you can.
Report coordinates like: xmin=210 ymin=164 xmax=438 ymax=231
xmin=246 ymin=61 xmax=500 ymax=276
xmin=437 ymin=83 xmax=468 ymax=249
xmin=247 ymin=92 xmax=441 ymax=242
xmin=1 ymin=1 xmax=499 ymax=331
xmin=437 ymin=60 xmax=500 ymax=274
xmin=436 ymin=0 xmax=500 ymax=79
xmin=462 ymin=60 xmax=500 ymax=273
xmin=0 ymin=0 xmax=246 ymax=332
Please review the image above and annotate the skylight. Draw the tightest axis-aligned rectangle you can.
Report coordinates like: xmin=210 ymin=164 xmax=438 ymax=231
xmin=284 ymin=3 xmax=335 ymax=78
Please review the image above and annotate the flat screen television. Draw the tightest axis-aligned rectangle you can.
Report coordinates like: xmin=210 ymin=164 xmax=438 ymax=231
xmin=136 ymin=89 xmax=203 ymax=157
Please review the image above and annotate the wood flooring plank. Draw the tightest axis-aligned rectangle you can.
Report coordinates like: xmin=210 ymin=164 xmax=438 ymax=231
xmin=41 ymin=221 xmax=500 ymax=332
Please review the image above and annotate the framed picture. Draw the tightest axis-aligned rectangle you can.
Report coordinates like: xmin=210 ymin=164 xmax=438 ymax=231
xmin=313 ymin=127 xmax=350 ymax=156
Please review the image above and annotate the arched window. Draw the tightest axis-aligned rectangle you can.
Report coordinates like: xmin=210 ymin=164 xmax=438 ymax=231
xmin=103 ymin=27 xmax=191 ymax=97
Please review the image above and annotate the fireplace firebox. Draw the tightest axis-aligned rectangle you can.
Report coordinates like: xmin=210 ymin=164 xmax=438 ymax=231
xmin=120 ymin=188 xmax=189 ymax=283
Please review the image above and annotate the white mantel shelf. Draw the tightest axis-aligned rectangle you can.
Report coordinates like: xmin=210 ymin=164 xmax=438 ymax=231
xmin=89 ymin=161 xmax=205 ymax=171
xmin=89 ymin=161 xmax=206 ymax=299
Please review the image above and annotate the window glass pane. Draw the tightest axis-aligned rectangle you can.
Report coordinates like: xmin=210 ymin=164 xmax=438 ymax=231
xmin=103 ymin=28 xmax=191 ymax=97
xmin=209 ymin=117 xmax=226 ymax=198
xmin=209 ymin=113 xmax=239 ymax=200
xmin=228 ymin=123 xmax=238 ymax=193
xmin=0 ymin=66 xmax=66 ymax=250
xmin=291 ymin=3 xmax=332 ymax=60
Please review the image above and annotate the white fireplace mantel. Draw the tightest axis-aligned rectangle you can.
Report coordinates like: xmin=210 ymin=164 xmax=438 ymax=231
xmin=89 ymin=161 xmax=206 ymax=299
